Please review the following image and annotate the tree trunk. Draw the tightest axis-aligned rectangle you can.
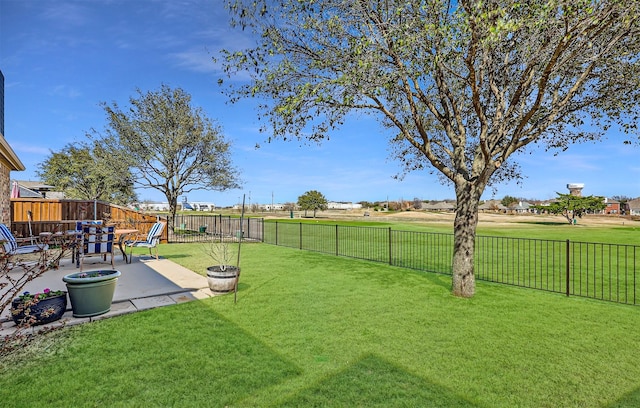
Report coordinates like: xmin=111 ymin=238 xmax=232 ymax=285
xmin=168 ymin=197 xmax=178 ymax=233
xmin=451 ymin=182 xmax=482 ymax=298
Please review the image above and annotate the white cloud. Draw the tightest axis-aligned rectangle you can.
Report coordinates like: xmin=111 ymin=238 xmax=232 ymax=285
xmin=48 ymin=85 xmax=82 ymax=99
xmin=169 ymin=48 xmax=218 ymax=73
xmin=8 ymin=142 xmax=51 ymax=156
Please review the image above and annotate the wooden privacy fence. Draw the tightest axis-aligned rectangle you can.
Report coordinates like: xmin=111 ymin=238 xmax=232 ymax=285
xmin=10 ymin=198 xmax=167 ymax=242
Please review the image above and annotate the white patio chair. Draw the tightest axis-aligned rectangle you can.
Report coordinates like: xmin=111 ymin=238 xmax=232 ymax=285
xmin=124 ymin=222 xmax=165 ymax=263
xmin=0 ymin=223 xmax=48 ymax=257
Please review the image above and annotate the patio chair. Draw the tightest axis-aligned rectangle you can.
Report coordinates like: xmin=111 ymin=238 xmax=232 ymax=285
xmin=0 ymin=223 xmax=48 ymax=257
xmin=79 ymin=224 xmax=114 ymax=271
xmin=71 ymin=220 xmax=103 ymax=267
xmin=75 ymin=220 xmax=103 ymax=231
xmin=124 ymin=222 xmax=165 ymax=263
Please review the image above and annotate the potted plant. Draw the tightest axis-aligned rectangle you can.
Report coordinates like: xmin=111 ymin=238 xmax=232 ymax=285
xmin=203 ymin=236 xmax=240 ymax=294
xmin=62 ymin=270 xmax=121 ymax=317
xmin=10 ymin=288 xmax=67 ymax=326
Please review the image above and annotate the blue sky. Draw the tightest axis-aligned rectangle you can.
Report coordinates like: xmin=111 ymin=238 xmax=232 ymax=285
xmin=1 ymin=0 xmax=638 ymax=207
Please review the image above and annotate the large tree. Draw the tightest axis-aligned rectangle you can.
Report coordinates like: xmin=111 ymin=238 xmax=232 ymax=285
xmin=533 ymin=193 xmax=606 ymax=224
xmin=37 ymin=141 xmax=137 ymax=205
xmin=297 ymin=190 xmax=328 ymax=218
xmin=221 ymin=0 xmax=640 ymax=297
xmin=101 ymin=85 xmax=241 ymax=224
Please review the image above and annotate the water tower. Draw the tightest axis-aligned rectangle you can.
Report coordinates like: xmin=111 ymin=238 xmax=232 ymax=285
xmin=567 ymin=183 xmax=584 ymax=196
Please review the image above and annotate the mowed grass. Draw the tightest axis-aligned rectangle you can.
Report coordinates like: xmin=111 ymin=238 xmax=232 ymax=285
xmin=1 ymin=243 xmax=640 ymax=407
xmin=267 ymin=215 xmax=640 ymax=245
xmin=264 ymin=218 xmax=640 ymax=304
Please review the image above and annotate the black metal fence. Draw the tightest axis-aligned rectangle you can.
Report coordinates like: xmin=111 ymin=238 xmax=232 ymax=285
xmin=263 ymin=221 xmax=638 ymax=306
xmin=167 ymin=215 xmax=263 ymax=243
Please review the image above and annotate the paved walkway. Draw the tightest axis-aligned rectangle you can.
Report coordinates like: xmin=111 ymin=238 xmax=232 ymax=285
xmin=0 ymin=255 xmax=214 ymax=337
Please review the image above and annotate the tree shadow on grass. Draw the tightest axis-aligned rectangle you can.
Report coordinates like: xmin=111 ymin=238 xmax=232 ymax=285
xmin=516 ymin=221 xmax=569 ymax=226
xmin=0 ymin=301 xmax=301 ymax=407
xmin=606 ymin=385 xmax=640 ymax=407
xmin=278 ymin=354 xmax=482 ymax=407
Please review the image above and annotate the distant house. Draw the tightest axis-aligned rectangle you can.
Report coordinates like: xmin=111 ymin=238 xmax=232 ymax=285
xmin=139 ymin=202 xmax=171 ymax=211
xmin=327 ymin=202 xmax=363 ymax=210
xmin=628 ymin=199 xmax=640 ymax=216
xmin=261 ymin=203 xmax=285 ymax=211
xmin=478 ymin=200 xmax=507 ymax=212
xmin=602 ymin=198 xmax=621 ymax=215
xmin=514 ymin=201 xmax=533 ymax=213
xmin=423 ymin=201 xmax=456 ymax=211
xmin=137 ymin=201 xmax=216 ymax=212
xmin=12 ymin=180 xmax=62 ymax=199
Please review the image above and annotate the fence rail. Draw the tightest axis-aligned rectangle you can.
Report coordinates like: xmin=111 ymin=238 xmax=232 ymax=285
xmin=263 ymin=221 xmax=639 ymax=306
xmin=10 ymin=198 xmax=167 ymax=242
xmin=167 ymin=214 xmax=263 ymax=243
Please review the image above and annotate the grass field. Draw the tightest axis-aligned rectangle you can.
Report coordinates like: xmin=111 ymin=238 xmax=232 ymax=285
xmin=263 ymin=216 xmax=640 ymax=306
xmin=1 ymin=242 xmax=640 ymax=407
xmin=262 ymin=212 xmax=640 ymax=245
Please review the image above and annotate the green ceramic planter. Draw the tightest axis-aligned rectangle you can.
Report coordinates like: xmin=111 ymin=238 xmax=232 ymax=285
xmin=62 ymin=270 xmax=121 ymax=317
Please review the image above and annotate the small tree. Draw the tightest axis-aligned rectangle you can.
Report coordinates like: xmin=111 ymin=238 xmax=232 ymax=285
xmin=297 ymin=190 xmax=328 ymax=218
xmin=100 ymin=84 xmax=241 ymax=227
xmin=37 ymin=141 xmax=137 ymax=205
xmin=533 ymin=193 xmax=606 ymax=224
xmin=501 ymin=196 xmax=520 ymax=210
xmin=203 ymin=235 xmax=237 ymax=271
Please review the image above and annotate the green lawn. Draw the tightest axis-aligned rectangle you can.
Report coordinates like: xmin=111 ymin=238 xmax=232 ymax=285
xmin=1 ymin=243 xmax=640 ymax=407
xmin=263 ymin=218 xmax=640 ymax=305
xmin=265 ymin=216 xmax=640 ymax=245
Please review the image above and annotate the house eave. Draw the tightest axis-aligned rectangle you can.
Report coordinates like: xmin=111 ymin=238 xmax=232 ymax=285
xmin=0 ymin=134 xmax=26 ymax=171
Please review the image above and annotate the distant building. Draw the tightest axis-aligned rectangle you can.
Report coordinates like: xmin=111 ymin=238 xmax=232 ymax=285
xmin=327 ymin=202 xmax=363 ymax=210
xmin=12 ymin=180 xmax=60 ymax=198
xmin=602 ymin=198 xmax=620 ymax=215
xmin=424 ymin=201 xmax=456 ymax=211
xmin=261 ymin=203 xmax=285 ymax=211
xmin=137 ymin=201 xmax=216 ymax=212
xmin=514 ymin=201 xmax=533 ymax=213
xmin=139 ymin=202 xmax=170 ymax=212
xmin=478 ymin=200 xmax=506 ymax=212
xmin=567 ymin=183 xmax=584 ymax=196
xmin=628 ymin=199 xmax=640 ymax=216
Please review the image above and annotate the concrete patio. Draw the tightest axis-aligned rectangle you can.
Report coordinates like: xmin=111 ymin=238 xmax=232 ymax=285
xmin=0 ymin=253 xmax=214 ymax=337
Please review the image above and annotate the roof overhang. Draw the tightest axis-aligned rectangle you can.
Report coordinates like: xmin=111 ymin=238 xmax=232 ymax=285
xmin=0 ymin=133 xmax=26 ymax=171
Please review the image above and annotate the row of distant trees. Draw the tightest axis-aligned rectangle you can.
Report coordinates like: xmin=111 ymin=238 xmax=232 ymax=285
xmin=296 ymin=191 xmax=632 ymax=221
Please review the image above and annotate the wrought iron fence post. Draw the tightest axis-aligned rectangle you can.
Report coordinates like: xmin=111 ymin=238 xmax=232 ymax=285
xmin=336 ymin=224 xmax=339 ymax=256
xmin=389 ymin=227 xmax=392 ymax=265
xmin=566 ymin=239 xmax=570 ymax=297
xmin=299 ymin=222 xmax=303 ymax=250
